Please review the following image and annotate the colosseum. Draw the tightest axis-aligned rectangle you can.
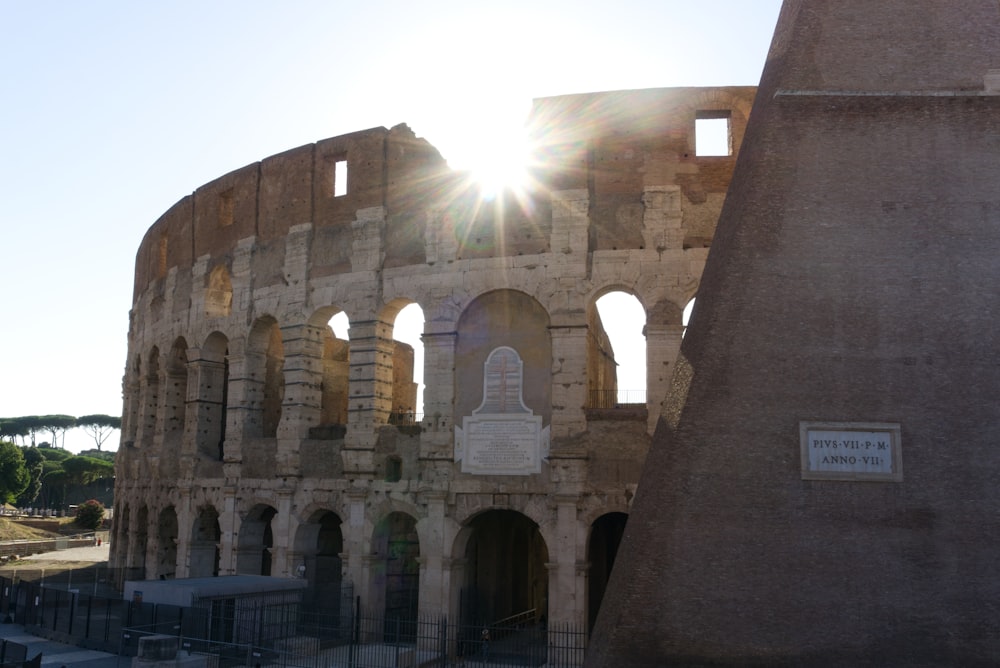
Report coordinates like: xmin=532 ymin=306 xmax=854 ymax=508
xmin=112 ymin=86 xmax=755 ymax=640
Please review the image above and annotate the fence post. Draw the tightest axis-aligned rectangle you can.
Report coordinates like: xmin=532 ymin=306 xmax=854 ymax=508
xmin=439 ymin=617 xmax=447 ymax=668
xmin=348 ymin=595 xmax=359 ymax=667
xmin=85 ymin=593 xmax=93 ymax=639
xmin=67 ymin=591 xmax=75 ymax=636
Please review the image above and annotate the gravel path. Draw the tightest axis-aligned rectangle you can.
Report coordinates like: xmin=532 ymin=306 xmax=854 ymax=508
xmin=20 ymin=543 xmax=111 ymax=563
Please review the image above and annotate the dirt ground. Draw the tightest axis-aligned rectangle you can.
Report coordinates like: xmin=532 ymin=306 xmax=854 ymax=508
xmin=0 ymin=541 xmax=117 ymax=597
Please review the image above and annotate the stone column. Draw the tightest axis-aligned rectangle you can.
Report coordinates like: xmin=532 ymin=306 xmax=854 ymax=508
xmin=174 ymin=488 xmax=193 ymax=579
xmin=550 ymin=496 xmax=584 ymax=627
xmin=644 ymin=323 xmax=684 ymax=434
xmin=343 ymin=319 xmax=394 ymax=475
xmin=223 ymin=350 xmax=264 ymax=468
xmin=271 ymin=490 xmax=294 ymax=576
xmin=544 ymin=496 xmax=587 ymax=667
xmin=548 ymin=321 xmax=589 ymax=442
xmin=125 ymin=520 xmax=143 ymax=581
xmin=420 ymin=327 xmax=457 ymax=461
xmin=136 ymin=366 xmax=159 ymax=450
xmin=217 ymin=488 xmax=238 ymax=575
xmin=276 ymin=322 xmax=324 ymax=476
xmin=144 ymin=509 xmax=160 ymax=580
xmin=182 ymin=349 xmax=231 ymax=464
xmin=342 ymin=490 xmax=368 ymax=597
xmin=417 ymin=492 xmax=447 ymax=618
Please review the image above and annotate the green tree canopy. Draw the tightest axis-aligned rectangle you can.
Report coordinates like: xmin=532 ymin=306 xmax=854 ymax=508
xmin=76 ymin=415 xmax=121 ymax=451
xmin=39 ymin=415 xmax=76 ymax=449
xmin=0 ymin=441 xmax=30 ymax=504
xmin=77 ymin=449 xmax=115 ymax=463
xmin=37 ymin=444 xmax=72 ymax=462
xmin=61 ymin=456 xmax=114 ymax=485
xmin=0 ymin=419 xmax=30 ymax=446
xmin=15 ymin=446 xmax=44 ymax=506
xmin=75 ymin=499 xmax=105 ymax=530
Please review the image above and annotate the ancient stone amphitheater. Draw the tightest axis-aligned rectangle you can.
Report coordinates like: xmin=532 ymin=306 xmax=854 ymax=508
xmin=112 ymin=86 xmax=755 ymax=632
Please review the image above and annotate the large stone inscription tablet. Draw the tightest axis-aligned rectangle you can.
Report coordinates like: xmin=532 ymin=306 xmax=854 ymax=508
xmin=455 ymin=347 xmax=549 ymax=475
xmin=799 ymin=421 xmax=902 ymax=482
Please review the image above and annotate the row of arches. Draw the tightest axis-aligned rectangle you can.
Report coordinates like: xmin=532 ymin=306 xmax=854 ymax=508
xmin=123 ymin=289 xmax=687 ymax=457
xmin=114 ymin=499 xmax=626 ymax=632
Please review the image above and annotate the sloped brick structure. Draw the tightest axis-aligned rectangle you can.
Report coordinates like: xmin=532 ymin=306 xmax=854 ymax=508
xmin=587 ymin=2 xmax=1000 ymax=665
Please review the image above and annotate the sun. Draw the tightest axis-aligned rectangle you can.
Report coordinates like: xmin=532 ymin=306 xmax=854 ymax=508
xmin=458 ymin=127 xmax=534 ymax=199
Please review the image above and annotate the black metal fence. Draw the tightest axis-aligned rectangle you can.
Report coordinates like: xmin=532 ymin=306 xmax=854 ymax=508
xmin=0 ymin=575 xmax=588 ymax=667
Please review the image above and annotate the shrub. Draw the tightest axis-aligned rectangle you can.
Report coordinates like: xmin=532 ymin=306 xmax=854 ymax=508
xmin=75 ymin=499 xmax=105 ymax=530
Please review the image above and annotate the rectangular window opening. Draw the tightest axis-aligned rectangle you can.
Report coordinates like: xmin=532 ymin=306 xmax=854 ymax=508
xmin=334 ymin=160 xmax=348 ymax=197
xmin=695 ymin=111 xmax=732 ymax=157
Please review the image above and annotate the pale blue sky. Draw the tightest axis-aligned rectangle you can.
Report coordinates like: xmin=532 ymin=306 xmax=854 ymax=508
xmin=0 ymin=1 xmax=782 ymax=451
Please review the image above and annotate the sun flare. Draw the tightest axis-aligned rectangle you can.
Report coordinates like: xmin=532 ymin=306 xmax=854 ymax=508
xmin=463 ymin=129 xmax=534 ymax=199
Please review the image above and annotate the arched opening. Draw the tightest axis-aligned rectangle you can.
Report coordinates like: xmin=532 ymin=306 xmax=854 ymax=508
xmin=592 ymin=292 xmax=646 ymax=407
xmin=249 ymin=317 xmax=284 ymax=438
xmin=319 ymin=311 xmax=350 ymax=429
xmin=195 ymin=332 xmax=229 ymax=461
xmin=460 ymin=510 xmax=548 ymax=628
xmin=371 ymin=512 xmax=420 ymax=641
xmin=587 ymin=512 xmax=628 ymax=634
xmin=236 ymin=505 xmax=277 ymax=576
xmin=205 ymin=265 xmax=233 ymax=318
xmin=157 ymin=506 xmax=178 ymax=579
xmin=190 ymin=505 xmax=221 ymax=578
xmin=455 ymin=291 xmax=552 ymax=426
xmin=389 ymin=303 xmax=424 ymax=424
xmin=683 ymin=297 xmax=696 ymax=337
xmin=295 ymin=510 xmax=345 ymax=619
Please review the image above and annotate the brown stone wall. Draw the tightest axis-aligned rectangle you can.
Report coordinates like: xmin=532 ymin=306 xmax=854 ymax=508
xmin=587 ymin=3 xmax=1000 ymax=664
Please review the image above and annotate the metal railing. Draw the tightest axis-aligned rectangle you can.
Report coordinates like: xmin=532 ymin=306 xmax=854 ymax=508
xmin=587 ymin=389 xmax=647 ymax=408
xmin=387 ymin=411 xmax=424 ymax=426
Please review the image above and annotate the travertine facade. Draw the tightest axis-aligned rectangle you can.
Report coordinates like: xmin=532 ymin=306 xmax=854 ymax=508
xmin=112 ymin=87 xmax=755 ymax=633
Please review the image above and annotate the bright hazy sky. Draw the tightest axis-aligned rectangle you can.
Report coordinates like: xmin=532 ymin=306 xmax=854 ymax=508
xmin=0 ymin=1 xmax=783 ymax=452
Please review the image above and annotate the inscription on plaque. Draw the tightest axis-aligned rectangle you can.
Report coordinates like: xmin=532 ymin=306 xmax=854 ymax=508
xmin=799 ymin=421 xmax=902 ymax=482
xmin=455 ymin=347 xmax=549 ymax=475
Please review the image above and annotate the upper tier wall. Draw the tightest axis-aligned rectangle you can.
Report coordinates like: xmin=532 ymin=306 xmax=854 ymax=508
xmin=133 ymin=87 xmax=757 ymax=304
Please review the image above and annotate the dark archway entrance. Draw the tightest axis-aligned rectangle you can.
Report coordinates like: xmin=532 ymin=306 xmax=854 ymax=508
xmin=157 ymin=506 xmax=178 ymax=579
xmin=236 ymin=505 xmax=277 ymax=576
xmin=190 ymin=506 xmax=221 ymax=578
xmin=461 ymin=510 xmax=548 ymax=627
xmin=587 ymin=512 xmax=627 ymax=633
xmin=295 ymin=510 xmax=345 ymax=618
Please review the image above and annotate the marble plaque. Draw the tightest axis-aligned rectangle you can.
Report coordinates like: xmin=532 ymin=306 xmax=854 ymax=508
xmin=799 ymin=421 xmax=902 ymax=482
xmin=455 ymin=347 xmax=549 ymax=475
